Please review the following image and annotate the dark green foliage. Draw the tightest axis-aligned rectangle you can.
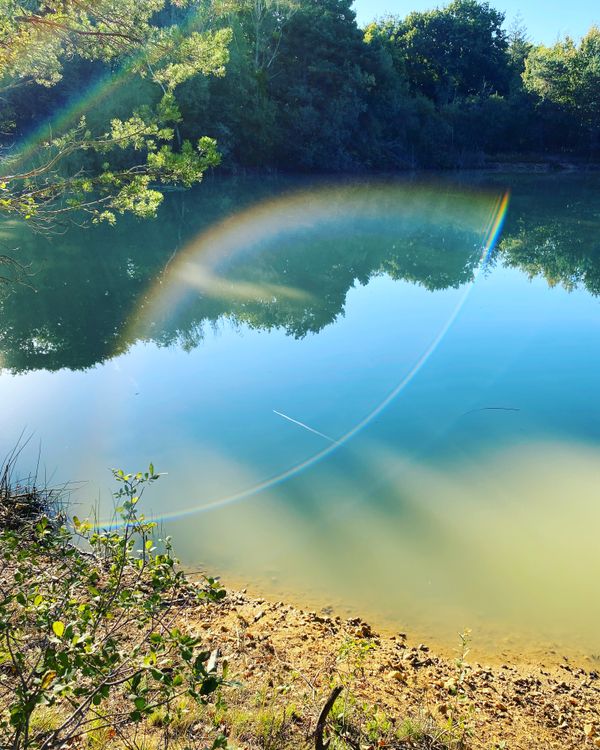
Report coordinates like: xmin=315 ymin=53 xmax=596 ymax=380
xmin=0 ymin=1 xmax=232 ymax=225
xmin=266 ymin=0 xmax=369 ymax=170
xmin=184 ymin=0 xmax=600 ymax=168
xmin=2 ymin=0 xmax=599 ymax=187
xmin=523 ymin=27 xmax=600 ymax=154
xmin=371 ymin=0 xmax=510 ymax=105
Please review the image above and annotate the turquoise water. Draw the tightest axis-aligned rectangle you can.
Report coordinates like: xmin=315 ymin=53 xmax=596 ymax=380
xmin=2 ymin=173 xmax=600 ymax=656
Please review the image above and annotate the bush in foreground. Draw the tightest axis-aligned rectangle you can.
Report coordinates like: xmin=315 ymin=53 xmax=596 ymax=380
xmin=0 ymin=465 xmax=227 ymax=750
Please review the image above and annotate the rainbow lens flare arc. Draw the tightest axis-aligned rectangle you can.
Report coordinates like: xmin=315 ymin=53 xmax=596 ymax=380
xmin=99 ymin=181 xmax=510 ymax=527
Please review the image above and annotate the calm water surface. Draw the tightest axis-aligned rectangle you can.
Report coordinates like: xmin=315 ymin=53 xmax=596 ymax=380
xmin=2 ymin=173 xmax=599 ymax=658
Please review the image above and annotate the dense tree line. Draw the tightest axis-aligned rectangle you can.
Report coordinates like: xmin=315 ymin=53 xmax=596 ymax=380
xmin=3 ymin=0 xmax=599 ymax=181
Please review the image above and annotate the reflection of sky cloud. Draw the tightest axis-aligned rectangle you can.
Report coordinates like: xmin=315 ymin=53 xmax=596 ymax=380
xmin=120 ymin=183 xmax=509 ymax=518
xmin=165 ymin=438 xmax=600 ymax=659
xmin=177 ymin=262 xmax=314 ymax=303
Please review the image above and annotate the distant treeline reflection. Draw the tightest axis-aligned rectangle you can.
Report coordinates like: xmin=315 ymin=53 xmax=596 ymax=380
xmin=1 ymin=175 xmax=599 ymax=373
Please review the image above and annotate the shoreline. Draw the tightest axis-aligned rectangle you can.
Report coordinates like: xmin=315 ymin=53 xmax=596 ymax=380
xmin=186 ymin=583 xmax=600 ymax=749
xmin=2 ymin=474 xmax=599 ymax=750
xmin=208 ymin=159 xmax=600 ymax=180
xmin=201 ymin=570 xmax=600 ymax=673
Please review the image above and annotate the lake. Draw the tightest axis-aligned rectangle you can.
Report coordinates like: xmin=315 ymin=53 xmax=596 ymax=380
xmin=1 ymin=172 xmax=599 ymax=660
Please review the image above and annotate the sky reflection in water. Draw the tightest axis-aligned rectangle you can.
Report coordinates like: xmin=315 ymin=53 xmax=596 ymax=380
xmin=1 ymin=174 xmax=599 ymax=657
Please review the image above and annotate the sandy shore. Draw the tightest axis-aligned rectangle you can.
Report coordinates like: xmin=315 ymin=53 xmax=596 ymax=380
xmin=179 ymin=585 xmax=600 ymax=749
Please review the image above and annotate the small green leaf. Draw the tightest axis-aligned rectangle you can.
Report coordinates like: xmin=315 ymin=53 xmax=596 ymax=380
xmin=199 ymin=676 xmax=220 ymax=696
xmin=52 ymin=621 xmax=65 ymax=638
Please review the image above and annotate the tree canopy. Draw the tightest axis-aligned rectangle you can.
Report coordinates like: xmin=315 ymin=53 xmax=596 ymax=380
xmin=1 ymin=0 xmax=599 ymax=238
xmin=523 ymin=27 xmax=600 ymax=149
xmin=367 ymin=0 xmax=509 ymax=105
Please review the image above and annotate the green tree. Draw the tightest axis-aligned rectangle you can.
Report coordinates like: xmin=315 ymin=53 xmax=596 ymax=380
xmin=506 ymin=15 xmax=532 ymax=86
xmin=523 ymin=27 xmax=600 ymax=153
xmin=181 ymin=0 xmax=372 ymax=171
xmin=267 ymin=0 xmax=371 ymax=170
xmin=378 ymin=0 xmax=510 ymax=106
xmin=359 ymin=21 xmax=416 ymax=168
xmin=232 ymin=0 xmax=298 ymax=81
xmin=0 ymin=1 xmax=232 ymax=226
xmin=177 ymin=2 xmax=288 ymax=167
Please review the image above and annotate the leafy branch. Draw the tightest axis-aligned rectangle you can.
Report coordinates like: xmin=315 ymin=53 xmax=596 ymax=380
xmin=0 ymin=465 xmax=228 ymax=750
xmin=0 ymin=1 xmax=233 ymax=231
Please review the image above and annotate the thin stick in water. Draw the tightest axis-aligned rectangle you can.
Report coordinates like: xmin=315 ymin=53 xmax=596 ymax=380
xmin=273 ymin=410 xmax=336 ymax=443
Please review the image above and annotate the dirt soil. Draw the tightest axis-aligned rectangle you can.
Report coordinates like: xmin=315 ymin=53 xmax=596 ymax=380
xmin=185 ymin=587 xmax=600 ymax=750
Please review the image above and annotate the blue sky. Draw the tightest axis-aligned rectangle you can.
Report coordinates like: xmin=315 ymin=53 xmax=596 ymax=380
xmin=352 ymin=0 xmax=598 ymax=44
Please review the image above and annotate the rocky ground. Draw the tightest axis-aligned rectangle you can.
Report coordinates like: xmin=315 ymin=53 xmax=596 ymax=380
xmin=183 ymin=587 xmax=600 ymax=750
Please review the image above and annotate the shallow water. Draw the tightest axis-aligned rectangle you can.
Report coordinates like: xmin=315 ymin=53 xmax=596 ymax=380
xmin=2 ymin=173 xmax=599 ymax=657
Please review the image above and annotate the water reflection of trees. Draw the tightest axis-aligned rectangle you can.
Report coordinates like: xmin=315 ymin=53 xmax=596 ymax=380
xmin=495 ymin=176 xmax=600 ymax=296
xmin=499 ymin=220 xmax=600 ymax=296
xmin=0 ymin=182 xmax=482 ymax=373
xmin=1 ymin=176 xmax=599 ymax=374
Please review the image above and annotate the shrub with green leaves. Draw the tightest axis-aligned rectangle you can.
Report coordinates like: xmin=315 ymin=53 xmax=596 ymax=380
xmin=0 ymin=466 xmax=227 ymax=750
